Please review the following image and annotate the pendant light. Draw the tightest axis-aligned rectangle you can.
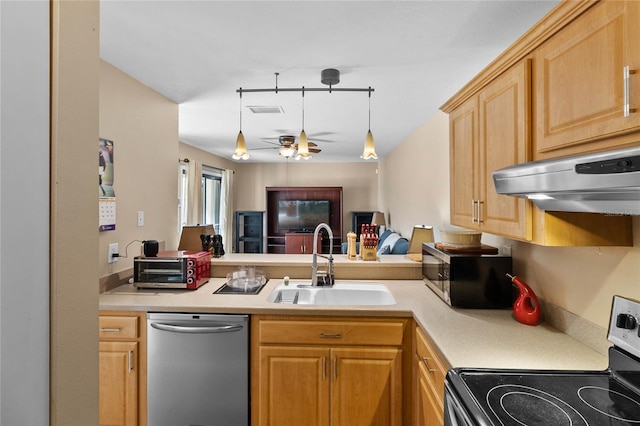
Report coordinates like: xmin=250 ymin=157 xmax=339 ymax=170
xmin=295 ymin=87 xmax=312 ymax=160
xmin=232 ymin=89 xmax=250 ymax=160
xmin=361 ymin=87 xmax=378 ymax=160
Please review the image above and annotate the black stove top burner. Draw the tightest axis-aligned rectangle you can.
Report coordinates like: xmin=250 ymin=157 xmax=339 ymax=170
xmin=445 ymin=297 xmax=640 ymax=426
xmin=457 ymin=370 xmax=640 ymax=425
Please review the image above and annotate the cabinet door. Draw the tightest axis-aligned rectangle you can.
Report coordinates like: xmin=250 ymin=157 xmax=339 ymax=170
xmin=285 ymin=233 xmax=321 ymax=254
xmin=257 ymin=346 xmax=330 ymax=426
xmin=285 ymin=233 xmax=306 ymax=254
xmin=417 ymin=361 xmax=444 ymax=426
xmin=534 ymin=1 xmax=640 ymax=157
xmin=99 ymin=341 xmax=138 ymax=426
xmin=449 ymin=96 xmax=479 ymax=229
xmin=331 ymin=347 xmax=403 ymax=426
xmin=478 ymin=60 xmax=531 ymax=240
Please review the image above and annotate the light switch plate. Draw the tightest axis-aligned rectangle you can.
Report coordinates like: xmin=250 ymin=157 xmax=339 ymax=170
xmin=137 ymin=211 xmax=144 ymax=227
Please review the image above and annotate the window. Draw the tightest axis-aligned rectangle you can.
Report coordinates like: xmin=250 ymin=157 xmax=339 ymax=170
xmin=202 ymin=166 xmax=223 ymax=234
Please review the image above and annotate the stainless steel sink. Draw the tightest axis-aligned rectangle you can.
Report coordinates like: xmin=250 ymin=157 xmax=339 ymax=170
xmin=267 ymin=282 xmax=396 ymax=306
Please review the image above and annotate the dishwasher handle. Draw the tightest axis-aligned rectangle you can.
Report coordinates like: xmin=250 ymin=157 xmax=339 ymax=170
xmin=150 ymin=322 xmax=244 ymax=334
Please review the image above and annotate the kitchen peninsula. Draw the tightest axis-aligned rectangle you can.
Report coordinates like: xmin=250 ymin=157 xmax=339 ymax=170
xmin=100 ymin=255 xmax=608 ymax=425
xmin=210 ymin=253 xmax=422 ymax=281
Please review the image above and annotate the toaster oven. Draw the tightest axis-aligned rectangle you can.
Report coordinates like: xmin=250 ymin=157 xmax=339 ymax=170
xmin=133 ymin=250 xmax=211 ymax=289
xmin=422 ymin=243 xmax=513 ymax=308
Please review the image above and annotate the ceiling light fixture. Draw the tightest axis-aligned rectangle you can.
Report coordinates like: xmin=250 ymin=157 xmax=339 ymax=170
xmin=232 ymin=89 xmax=250 ymax=160
xmin=279 ymin=146 xmax=296 ymax=158
xmin=233 ymin=70 xmax=375 ymax=160
xmin=361 ymin=87 xmax=378 ymax=160
xmin=296 ymin=87 xmax=311 ymax=160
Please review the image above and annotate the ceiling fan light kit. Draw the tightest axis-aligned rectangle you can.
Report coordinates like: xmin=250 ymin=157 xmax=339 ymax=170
xmin=232 ymin=69 xmax=378 ymax=161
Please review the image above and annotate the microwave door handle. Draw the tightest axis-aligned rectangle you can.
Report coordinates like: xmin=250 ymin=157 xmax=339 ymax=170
xmin=150 ymin=322 xmax=244 ymax=334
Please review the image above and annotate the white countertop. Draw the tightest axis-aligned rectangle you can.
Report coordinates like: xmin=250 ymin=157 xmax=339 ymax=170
xmin=100 ymin=277 xmax=608 ymax=371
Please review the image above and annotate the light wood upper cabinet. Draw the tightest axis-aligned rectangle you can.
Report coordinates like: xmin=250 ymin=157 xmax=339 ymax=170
xmin=251 ymin=316 xmax=409 ymax=426
xmin=534 ymin=0 xmax=640 ymax=158
xmin=450 ymin=60 xmax=531 ymax=240
xmin=449 ymin=95 xmax=478 ymax=229
xmin=443 ymin=1 xmax=634 ymax=246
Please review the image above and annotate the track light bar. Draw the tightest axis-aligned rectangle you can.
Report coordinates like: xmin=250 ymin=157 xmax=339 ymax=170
xmin=236 ymin=87 xmax=374 ymax=94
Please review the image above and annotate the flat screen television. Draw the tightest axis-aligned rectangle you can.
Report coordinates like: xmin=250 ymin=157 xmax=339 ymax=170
xmin=277 ymin=200 xmax=330 ymax=233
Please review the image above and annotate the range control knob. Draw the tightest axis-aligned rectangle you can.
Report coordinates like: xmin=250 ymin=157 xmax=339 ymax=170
xmin=616 ymin=313 xmax=637 ymax=330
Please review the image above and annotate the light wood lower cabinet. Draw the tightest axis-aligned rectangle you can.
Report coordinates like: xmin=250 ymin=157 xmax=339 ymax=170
xmin=252 ymin=315 xmax=410 ymax=426
xmin=414 ymin=326 xmax=449 ymax=426
xmin=99 ymin=311 xmax=146 ymax=426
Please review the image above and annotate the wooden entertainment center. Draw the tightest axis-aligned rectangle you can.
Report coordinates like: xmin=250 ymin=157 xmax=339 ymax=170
xmin=266 ymin=186 xmax=343 ymax=254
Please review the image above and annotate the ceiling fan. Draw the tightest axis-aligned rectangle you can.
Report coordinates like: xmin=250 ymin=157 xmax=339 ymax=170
xmin=254 ymin=135 xmax=322 ymax=158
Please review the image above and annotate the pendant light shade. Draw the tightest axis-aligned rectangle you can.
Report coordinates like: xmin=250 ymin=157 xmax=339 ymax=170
xmin=295 ymin=130 xmax=311 ymax=160
xmin=361 ymin=87 xmax=378 ymax=160
xmin=295 ymin=88 xmax=312 ymax=160
xmin=231 ymin=89 xmax=250 ymax=160
xmin=232 ymin=131 xmax=250 ymax=160
xmin=361 ymin=130 xmax=378 ymax=160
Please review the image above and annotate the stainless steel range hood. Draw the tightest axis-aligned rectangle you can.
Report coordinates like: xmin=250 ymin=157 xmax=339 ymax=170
xmin=493 ymin=146 xmax=640 ymax=215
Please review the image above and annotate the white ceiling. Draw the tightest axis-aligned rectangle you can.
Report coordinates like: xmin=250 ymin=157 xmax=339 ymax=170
xmin=100 ymin=0 xmax=559 ymax=163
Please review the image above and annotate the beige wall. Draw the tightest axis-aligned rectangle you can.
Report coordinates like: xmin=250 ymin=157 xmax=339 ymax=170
xmin=172 ymin=150 xmax=380 ymax=241
xmin=51 ymin=1 xmax=100 ymax=424
xmin=379 ymin=111 xmax=451 ymax=238
xmin=179 ymin=142 xmax=237 ymax=172
xmin=99 ymin=61 xmax=179 ymax=277
xmin=484 ymin=227 xmax=640 ymax=329
xmin=233 ymin=161 xmax=379 ymax=240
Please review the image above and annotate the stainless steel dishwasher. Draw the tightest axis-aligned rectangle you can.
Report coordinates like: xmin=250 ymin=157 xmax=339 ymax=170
xmin=147 ymin=313 xmax=248 ymax=426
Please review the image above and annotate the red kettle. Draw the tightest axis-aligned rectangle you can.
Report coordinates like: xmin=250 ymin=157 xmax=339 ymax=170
xmin=507 ymin=273 xmax=541 ymax=326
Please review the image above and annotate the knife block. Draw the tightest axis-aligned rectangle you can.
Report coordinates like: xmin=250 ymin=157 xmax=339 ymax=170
xmin=360 ymin=245 xmax=377 ymax=261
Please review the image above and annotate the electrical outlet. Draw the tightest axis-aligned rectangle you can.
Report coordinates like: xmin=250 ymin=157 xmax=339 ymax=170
xmin=137 ymin=211 xmax=144 ymax=227
xmin=502 ymin=245 xmax=512 ymax=256
xmin=108 ymin=243 xmax=119 ymax=263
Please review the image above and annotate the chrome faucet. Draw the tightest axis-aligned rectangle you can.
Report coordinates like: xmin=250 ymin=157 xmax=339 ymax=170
xmin=311 ymin=223 xmax=334 ymax=287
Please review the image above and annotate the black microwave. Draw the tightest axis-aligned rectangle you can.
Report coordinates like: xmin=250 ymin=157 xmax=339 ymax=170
xmin=422 ymin=243 xmax=513 ymax=308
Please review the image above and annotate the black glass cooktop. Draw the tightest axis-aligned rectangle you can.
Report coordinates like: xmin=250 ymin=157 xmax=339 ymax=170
xmin=456 ymin=370 xmax=640 ymax=425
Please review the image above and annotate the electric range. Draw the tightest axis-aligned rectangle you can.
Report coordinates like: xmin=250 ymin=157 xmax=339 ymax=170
xmin=445 ymin=295 xmax=640 ymax=425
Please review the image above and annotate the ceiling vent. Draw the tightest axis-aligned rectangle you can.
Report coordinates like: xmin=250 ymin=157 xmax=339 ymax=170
xmin=247 ymin=105 xmax=284 ymax=114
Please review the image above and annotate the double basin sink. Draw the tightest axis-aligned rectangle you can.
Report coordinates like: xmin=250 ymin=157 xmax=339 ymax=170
xmin=267 ymin=281 xmax=396 ymax=306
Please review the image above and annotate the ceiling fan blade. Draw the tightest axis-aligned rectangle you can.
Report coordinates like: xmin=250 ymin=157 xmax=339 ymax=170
xmin=293 ymin=142 xmax=318 ymax=148
xmin=307 ymin=131 xmax=336 ymax=137
xmin=308 ymin=148 xmax=322 ymax=153
xmin=259 ymin=140 xmax=282 ymax=146
xmin=308 ymin=138 xmax=338 ymax=143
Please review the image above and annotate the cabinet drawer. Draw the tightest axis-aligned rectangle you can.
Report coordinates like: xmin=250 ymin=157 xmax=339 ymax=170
xmin=416 ymin=327 xmax=447 ymax=404
xmin=99 ymin=315 xmax=139 ymax=339
xmin=258 ymin=319 xmax=405 ymax=346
